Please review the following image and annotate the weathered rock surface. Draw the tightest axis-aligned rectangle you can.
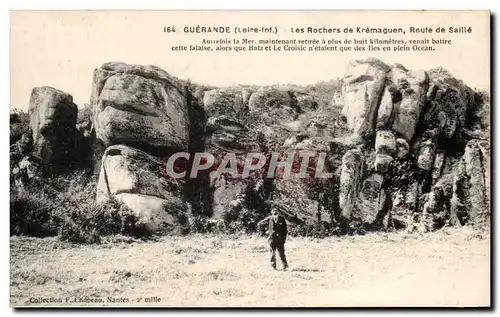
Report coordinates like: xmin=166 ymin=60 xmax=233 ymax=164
xmin=395 ymin=138 xmax=409 ymax=159
xmin=12 ymin=59 xmax=490 ymax=237
xmin=477 ymin=141 xmax=491 ymax=209
xmin=91 ymin=62 xmax=189 ymax=152
xmin=203 ymin=87 xmax=250 ymax=118
xmin=463 ymin=140 xmax=489 ymax=227
xmin=355 ymin=173 xmax=386 ymax=225
xmin=342 ymin=58 xmax=390 ymax=138
xmin=450 ymin=159 xmax=468 ymax=226
xmin=248 ymin=87 xmax=298 ymax=125
xmin=273 ymin=178 xmax=333 ymax=226
xmin=205 ymin=116 xmax=259 ymax=154
xmin=339 ymin=149 xmax=364 ymax=219
xmin=417 ymin=140 xmax=436 ymax=171
xmin=28 ymin=86 xmax=77 ymax=169
xmin=390 ymin=69 xmax=428 ymax=141
xmin=376 ymin=87 xmax=394 ymax=129
xmin=97 ymin=145 xmax=188 ymax=233
xmin=390 ymin=182 xmax=418 ymax=228
xmin=374 ymin=154 xmax=393 ymax=174
xmin=375 ymin=130 xmax=396 ymax=156
xmin=294 ymin=91 xmax=317 ymax=112
xmin=426 ymin=67 xmax=475 ymax=140
xmin=432 ymin=152 xmax=445 ymax=184
xmin=211 ymin=176 xmax=248 ymax=219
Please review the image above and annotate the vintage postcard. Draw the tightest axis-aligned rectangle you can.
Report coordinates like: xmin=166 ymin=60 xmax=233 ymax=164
xmin=9 ymin=10 xmax=490 ymax=307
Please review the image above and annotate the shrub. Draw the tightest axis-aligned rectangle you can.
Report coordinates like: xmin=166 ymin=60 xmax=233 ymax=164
xmin=10 ymin=187 xmax=59 ymax=237
xmin=10 ymin=108 xmax=30 ymax=144
xmin=10 ymin=171 xmax=147 ymax=243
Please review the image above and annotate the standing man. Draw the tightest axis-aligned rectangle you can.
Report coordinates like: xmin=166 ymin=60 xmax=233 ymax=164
xmin=258 ymin=208 xmax=289 ymax=270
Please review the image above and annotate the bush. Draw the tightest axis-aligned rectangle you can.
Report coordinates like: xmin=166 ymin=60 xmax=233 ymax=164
xmin=188 ymin=215 xmax=225 ymax=234
xmin=10 ymin=108 xmax=30 ymax=144
xmin=10 ymin=171 xmax=147 ymax=243
xmin=10 ymin=188 xmax=59 ymax=237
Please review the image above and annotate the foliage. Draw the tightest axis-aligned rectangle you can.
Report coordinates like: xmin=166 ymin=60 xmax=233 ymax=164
xmin=10 ymin=108 xmax=30 ymax=144
xmin=221 ymin=179 xmax=273 ymax=234
xmin=10 ymin=171 xmax=147 ymax=243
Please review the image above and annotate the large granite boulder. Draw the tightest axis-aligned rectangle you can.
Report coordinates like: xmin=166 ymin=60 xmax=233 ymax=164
xmin=354 ymin=173 xmax=386 ymax=225
xmin=390 ymin=68 xmax=428 ymax=141
xmin=376 ymin=87 xmax=394 ymax=129
xmin=273 ymin=178 xmax=333 ymax=226
xmin=426 ymin=67 xmax=475 ymax=140
xmin=450 ymin=159 xmax=468 ymax=226
xmin=91 ymin=62 xmax=190 ymax=152
xmin=463 ymin=139 xmax=490 ymax=227
xmin=342 ymin=58 xmax=390 ymax=138
xmin=339 ymin=149 xmax=364 ymax=219
xmin=97 ymin=145 xmax=188 ymax=233
xmin=28 ymin=86 xmax=77 ymax=169
xmin=13 ymin=58 xmax=490 ymax=237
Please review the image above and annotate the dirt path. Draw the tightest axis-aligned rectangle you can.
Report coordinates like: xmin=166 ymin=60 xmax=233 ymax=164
xmin=10 ymin=227 xmax=490 ymax=307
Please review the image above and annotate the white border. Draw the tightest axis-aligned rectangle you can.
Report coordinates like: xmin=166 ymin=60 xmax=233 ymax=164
xmin=2 ymin=1 xmax=498 ymax=316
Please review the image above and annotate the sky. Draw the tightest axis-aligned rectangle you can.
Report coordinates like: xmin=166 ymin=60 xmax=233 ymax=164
xmin=10 ymin=10 xmax=490 ymax=111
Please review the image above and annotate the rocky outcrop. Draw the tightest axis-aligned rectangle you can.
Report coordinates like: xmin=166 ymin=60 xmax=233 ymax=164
xmin=339 ymin=149 xmax=364 ymax=219
xmin=390 ymin=68 xmax=428 ymax=141
xmin=28 ymin=86 xmax=77 ymax=170
xmin=342 ymin=58 xmax=390 ymax=138
xmin=355 ymin=173 xmax=386 ymax=225
xmin=333 ymin=58 xmax=490 ymax=232
xmin=463 ymin=140 xmax=489 ymax=227
xmin=91 ymin=62 xmax=190 ymax=153
xmin=11 ymin=58 xmax=490 ymax=237
xmin=450 ymin=159 xmax=468 ymax=226
xmin=390 ymin=182 xmax=418 ymax=228
xmin=205 ymin=116 xmax=259 ymax=154
xmin=211 ymin=177 xmax=248 ymax=219
xmin=421 ymin=179 xmax=451 ymax=231
xmin=376 ymin=88 xmax=394 ymax=129
xmin=248 ymin=87 xmax=299 ymax=125
xmin=203 ymin=87 xmax=261 ymax=220
xmin=203 ymin=87 xmax=250 ymax=118
xmin=395 ymin=138 xmax=409 ymax=159
xmin=97 ymin=145 xmax=188 ymax=233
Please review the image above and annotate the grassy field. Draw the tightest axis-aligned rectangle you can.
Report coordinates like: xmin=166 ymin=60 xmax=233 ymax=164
xmin=10 ymin=227 xmax=490 ymax=308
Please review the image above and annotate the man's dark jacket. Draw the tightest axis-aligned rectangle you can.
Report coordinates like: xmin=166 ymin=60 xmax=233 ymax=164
xmin=260 ymin=215 xmax=288 ymax=243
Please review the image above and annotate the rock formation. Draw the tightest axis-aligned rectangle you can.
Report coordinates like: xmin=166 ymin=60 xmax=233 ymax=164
xmin=91 ymin=62 xmax=190 ymax=153
xmin=11 ymin=58 xmax=491 ymax=235
xmin=28 ymin=86 xmax=78 ymax=171
xmin=96 ymin=145 xmax=188 ymax=233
